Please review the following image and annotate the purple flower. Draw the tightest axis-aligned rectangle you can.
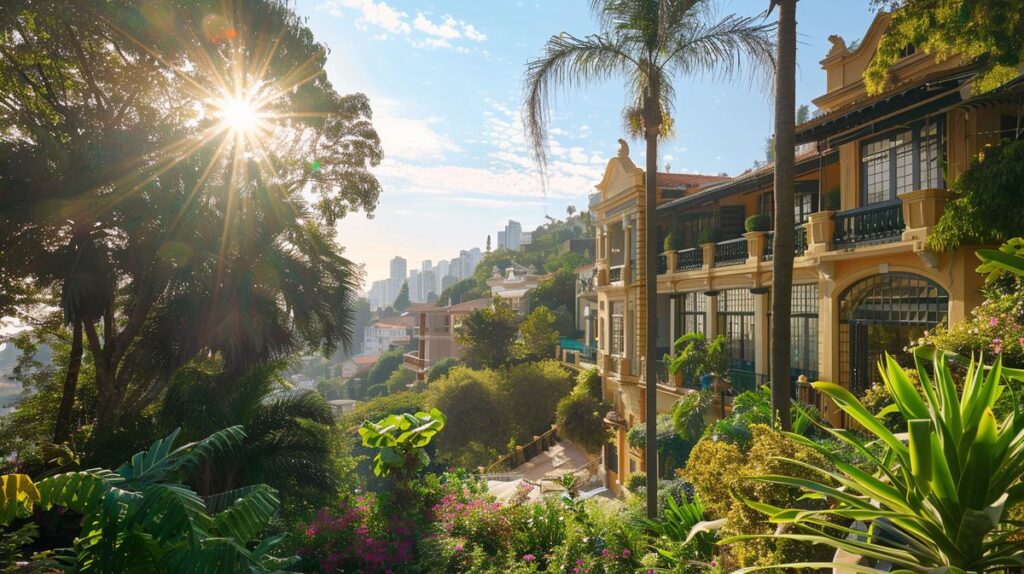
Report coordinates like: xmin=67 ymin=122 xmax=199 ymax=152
xmin=991 ymin=317 xmax=1000 ymax=327
xmin=454 ymin=544 xmax=463 ymax=552
xmin=622 ymin=548 xmax=631 ymax=558
xmin=523 ymin=554 xmax=536 ymax=562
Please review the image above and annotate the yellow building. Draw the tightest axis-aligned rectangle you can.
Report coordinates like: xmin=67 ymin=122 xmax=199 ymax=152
xmin=593 ymin=12 xmax=1024 ymax=495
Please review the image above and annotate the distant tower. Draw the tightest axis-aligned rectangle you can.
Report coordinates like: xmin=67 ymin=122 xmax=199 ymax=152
xmin=486 ymin=234 xmax=491 ymax=253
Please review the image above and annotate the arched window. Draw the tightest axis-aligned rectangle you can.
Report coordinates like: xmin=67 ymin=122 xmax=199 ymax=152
xmin=839 ymin=273 xmax=948 ymax=394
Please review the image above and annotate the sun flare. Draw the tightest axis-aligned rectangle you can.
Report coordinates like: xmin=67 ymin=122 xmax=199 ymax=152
xmin=212 ymin=95 xmax=263 ymax=134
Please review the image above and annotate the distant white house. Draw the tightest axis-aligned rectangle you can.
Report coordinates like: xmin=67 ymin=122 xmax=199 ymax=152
xmin=289 ymin=374 xmax=316 ymax=391
xmin=361 ymin=315 xmax=415 ymax=356
xmin=486 ymin=264 xmax=544 ymax=314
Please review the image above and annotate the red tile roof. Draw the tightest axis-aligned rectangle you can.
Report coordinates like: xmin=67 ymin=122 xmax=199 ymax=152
xmin=656 ymin=172 xmax=730 ymax=189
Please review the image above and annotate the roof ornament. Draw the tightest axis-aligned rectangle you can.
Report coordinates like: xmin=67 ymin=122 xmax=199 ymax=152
xmin=827 ymin=35 xmax=848 ymax=57
xmin=617 ymin=138 xmax=629 ymax=160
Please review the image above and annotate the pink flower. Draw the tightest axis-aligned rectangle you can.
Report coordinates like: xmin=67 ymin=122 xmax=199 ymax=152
xmin=622 ymin=548 xmax=631 ymax=558
xmin=991 ymin=317 xmax=1000 ymax=327
xmin=523 ymin=554 xmax=536 ymax=562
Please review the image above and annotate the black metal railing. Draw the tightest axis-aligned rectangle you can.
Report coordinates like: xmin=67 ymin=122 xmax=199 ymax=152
xmin=833 ymin=201 xmax=904 ymax=247
xmin=795 ymin=225 xmax=808 ymax=256
xmin=657 ymin=254 xmax=667 ymax=275
xmin=763 ymin=227 xmax=808 ymax=261
xmin=728 ymin=369 xmax=768 ymax=395
xmin=655 ymin=360 xmax=670 ymax=385
xmin=677 ymin=248 xmax=702 ymax=271
xmin=609 ymin=265 xmax=623 ymax=283
xmin=714 ymin=237 xmax=748 ymax=267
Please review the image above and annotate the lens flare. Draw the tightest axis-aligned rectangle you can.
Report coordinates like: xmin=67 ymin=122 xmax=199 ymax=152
xmin=212 ymin=96 xmax=262 ymax=134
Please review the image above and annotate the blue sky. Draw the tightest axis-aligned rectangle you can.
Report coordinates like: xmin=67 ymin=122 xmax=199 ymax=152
xmin=294 ymin=0 xmax=877 ymax=285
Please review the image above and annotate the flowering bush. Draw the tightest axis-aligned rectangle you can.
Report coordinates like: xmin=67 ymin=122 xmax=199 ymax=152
xmin=297 ymin=493 xmax=415 ymax=573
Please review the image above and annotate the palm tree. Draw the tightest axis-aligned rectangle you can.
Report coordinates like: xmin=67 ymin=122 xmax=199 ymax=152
xmin=768 ymin=0 xmax=797 ymax=431
xmin=524 ymin=0 xmax=774 ymax=518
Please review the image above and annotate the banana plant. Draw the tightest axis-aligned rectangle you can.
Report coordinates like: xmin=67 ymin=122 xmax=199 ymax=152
xmin=723 ymin=352 xmax=1024 ymax=573
xmin=0 ymin=427 xmax=297 ymax=573
xmin=976 ymin=237 xmax=1024 ymax=281
xmin=358 ymin=408 xmax=446 ymax=478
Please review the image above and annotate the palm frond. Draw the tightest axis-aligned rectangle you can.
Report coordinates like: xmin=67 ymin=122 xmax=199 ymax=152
xmin=210 ymin=484 xmax=280 ymax=543
xmin=661 ymin=12 xmax=776 ymax=91
xmin=523 ymin=32 xmax=638 ymax=178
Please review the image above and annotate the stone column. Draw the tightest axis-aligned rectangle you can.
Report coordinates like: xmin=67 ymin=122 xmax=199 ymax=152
xmin=805 ymin=211 xmax=835 ymax=256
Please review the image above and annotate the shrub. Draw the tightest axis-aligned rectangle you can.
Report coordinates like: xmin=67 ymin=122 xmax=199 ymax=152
xmin=683 ymin=439 xmax=744 ymax=518
xmin=576 ymin=367 xmax=602 ymax=400
xmin=518 ymin=306 xmax=559 ymax=361
xmin=365 ymin=349 xmax=405 ymax=395
xmin=556 ymin=391 xmax=609 ymax=454
xmin=824 ymin=185 xmax=841 ymax=210
xmin=426 ymin=367 xmax=507 ymax=469
xmin=624 ymin=471 xmax=647 ymax=493
xmin=500 ymin=360 xmax=573 ymax=445
xmin=384 ymin=367 xmax=415 ymax=394
xmin=743 ymin=213 xmax=770 ymax=232
xmin=696 ymin=227 xmax=719 ymax=245
xmin=663 ymin=230 xmax=685 ymax=252
xmin=426 ymin=357 xmax=460 ymax=382
xmin=928 ymin=138 xmax=1024 ymax=251
xmin=299 ymin=492 xmax=415 ymax=572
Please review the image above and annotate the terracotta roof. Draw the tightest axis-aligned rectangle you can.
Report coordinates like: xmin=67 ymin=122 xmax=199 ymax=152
xmin=656 ymin=172 xmax=730 ymax=189
xmin=351 ymin=354 xmax=380 ymax=366
xmin=424 ymin=297 xmax=491 ymax=314
xmin=371 ymin=315 xmax=416 ymax=329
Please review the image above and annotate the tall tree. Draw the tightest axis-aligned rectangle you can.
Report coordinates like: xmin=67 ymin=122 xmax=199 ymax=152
xmin=867 ymin=0 xmax=1024 ymax=94
xmin=769 ymin=0 xmax=797 ymax=431
xmin=0 ymin=0 xmax=382 ymax=434
xmin=524 ymin=0 xmax=774 ymax=518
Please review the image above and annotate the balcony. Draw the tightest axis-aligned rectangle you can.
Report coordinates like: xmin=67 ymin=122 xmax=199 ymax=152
xmin=714 ymin=237 xmax=748 ymax=267
xmin=833 ymin=201 xmax=904 ymax=247
xmin=677 ymin=247 xmax=702 ymax=271
xmin=762 ymin=227 xmax=807 ymax=261
xmin=657 ymin=254 xmax=667 ymax=274
xmin=609 ymin=265 xmax=624 ymax=283
xmin=403 ymin=351 xmax=427 ymax=371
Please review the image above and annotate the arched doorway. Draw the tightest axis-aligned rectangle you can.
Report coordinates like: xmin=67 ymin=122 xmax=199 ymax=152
xmin=838 ymin=273 xmax=949 ymax=394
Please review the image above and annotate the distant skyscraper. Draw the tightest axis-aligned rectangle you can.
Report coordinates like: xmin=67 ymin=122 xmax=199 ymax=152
xmin=499 ymin=220 xmax=523 ymax=250
xmin=497 ymin=231 xmax=506 ymax=250
xmin=390 ymin=256 xmax=407 ymax=283
xmin=421 ymin=259 xmax=432 ymax=272
xmin=408 ymin=269 xmax=421 ymax=303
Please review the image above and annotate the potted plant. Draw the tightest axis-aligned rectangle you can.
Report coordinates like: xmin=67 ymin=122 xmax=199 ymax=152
xmin=744 ymin=213 xmax=771 ymax=232
xmin=696 ymin=227 xmax=720 ymax=246
xmin=824 ymin=185 xmax=841 ymax=211
xmin=663 ymin=230 xmax=686 ymax=252
xmin=664 ymin=332 xmax=728 ymax=389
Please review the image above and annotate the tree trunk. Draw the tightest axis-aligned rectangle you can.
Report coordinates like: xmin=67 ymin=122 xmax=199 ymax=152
xmin=643 ymin=71 xmax=662 ymax=520
xmin=53 ymin=319 xmax=83 ymax=444
xmin=770 ymin=0 xmax=797 ymax=432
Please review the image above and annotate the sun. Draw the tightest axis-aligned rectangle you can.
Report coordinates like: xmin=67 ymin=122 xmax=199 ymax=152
xmin=211 ymin=95 xmax=264 ymax=135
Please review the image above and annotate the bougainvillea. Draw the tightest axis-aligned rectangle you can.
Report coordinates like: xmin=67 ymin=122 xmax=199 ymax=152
xmin=298 ymin=493 xmax=415 ymax=573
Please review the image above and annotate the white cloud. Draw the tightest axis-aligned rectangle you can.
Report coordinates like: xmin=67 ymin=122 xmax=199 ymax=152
xmin=318 ymin=1 xmax=485 ymax=50
xmin=371 ymin=99 xmax=461 ymax=161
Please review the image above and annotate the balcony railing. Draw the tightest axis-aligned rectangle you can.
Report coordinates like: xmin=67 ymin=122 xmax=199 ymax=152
xmin=657 ymin=254 xmax=667 ymax=275
xmin=762 ymin=226 xmax=808 ymax=261
xmin=714 ymin=237 xmax=748 ymax=267
xmin=728 ymin=369 xmax=768 ymax=395
xmin=403 ymin=352 xmax=427 ymax=370
xmin=609 ymin=265 xmax=624 ymax=283
xmin=833 ymin=201 xmax=904 ymax=247
xmin=677 ymin=248 xmax=702 ymax=271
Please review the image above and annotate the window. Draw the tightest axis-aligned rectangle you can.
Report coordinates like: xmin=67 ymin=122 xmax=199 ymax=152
xmin=795 ymin=192 xmax=816 ymax=224
xmin=717 ymin=289 xmax=755 ymax=371
xmin=677 ymin=291 xmax=707 ymax=336
xmin=605 ymin=443 xmax=618 ymax=474
xmin=860 ymin=119 xmax=945 ymax=205
xmin=790 ymin=284 xmax=819 ymax=379
xmin=610 ymin=301 xmax=624 ymax=356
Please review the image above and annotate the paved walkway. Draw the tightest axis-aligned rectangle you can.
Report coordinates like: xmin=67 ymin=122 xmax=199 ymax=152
xmin=486 ymin=441 xmax=596 ymax=502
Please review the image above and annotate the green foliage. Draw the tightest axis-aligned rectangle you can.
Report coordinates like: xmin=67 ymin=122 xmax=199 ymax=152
xmin=697 ymin=227 xmax=720 ymax=245
xmin=665 ymin=332 xmax=728 ymax=387
xmin=425 ymin=368 xmax=506 ymax=469
xmin=577 ymin=367 xmax=603 ymax=400
xmin=671 ymin=391 xmax=712 ymax=442
xmin=426 ymin=357 xmax=460 ymax=382
xmin=625 ymin=471 xmax=648 ymax=493
xmin=385 ymin=367 xmax=416 ymax=394
xmin=663 ymin=231 xmax=686 ymax=252
xmin=358 ymin=408 xmax=446 ymax=479
xmin=929 ymin=140 xmax=1024 ymax=251
xmin=393 ymin=281 xmax=411 ymax=311
xmin=456 ymin=299 xmax=520 ymax=369
xmin=912 ymin=280 xmax=1024 ymax=369
xmin=557 ymin=391 xmax=609 ymax=455
xmin=824 ymin=185 xmax=841 ymax=211
xmin=728 ymin=352 xmax=1024 ymax=572
xmin=366 ymin=349 xmax=406 ymax=395
xmin=518 ymin=306 xmax=559 ymax=361
xmin=526 ymin=268 xmax=579 ymax=336
xmin=633 ymin=494 xmax=714 ymax=559
xmin=627 ymin=414 xmax=693 ymax=478
xmin=743 ymin=214 xmax=770 ymax=232
xmin=867 ymin=0 xmax=1024 ymax=94
xmin=159 ymin=361 xmax=339 ymax=520
xmin=500 ymin=361 xmax=574 ymax=445
xmin=438 ymin=278 xmax=484 ymax=306
xmin=0 ymin=428 xmax=295 ymax=573
xmin=977 ymin=237 xmax=1024 ymax=282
